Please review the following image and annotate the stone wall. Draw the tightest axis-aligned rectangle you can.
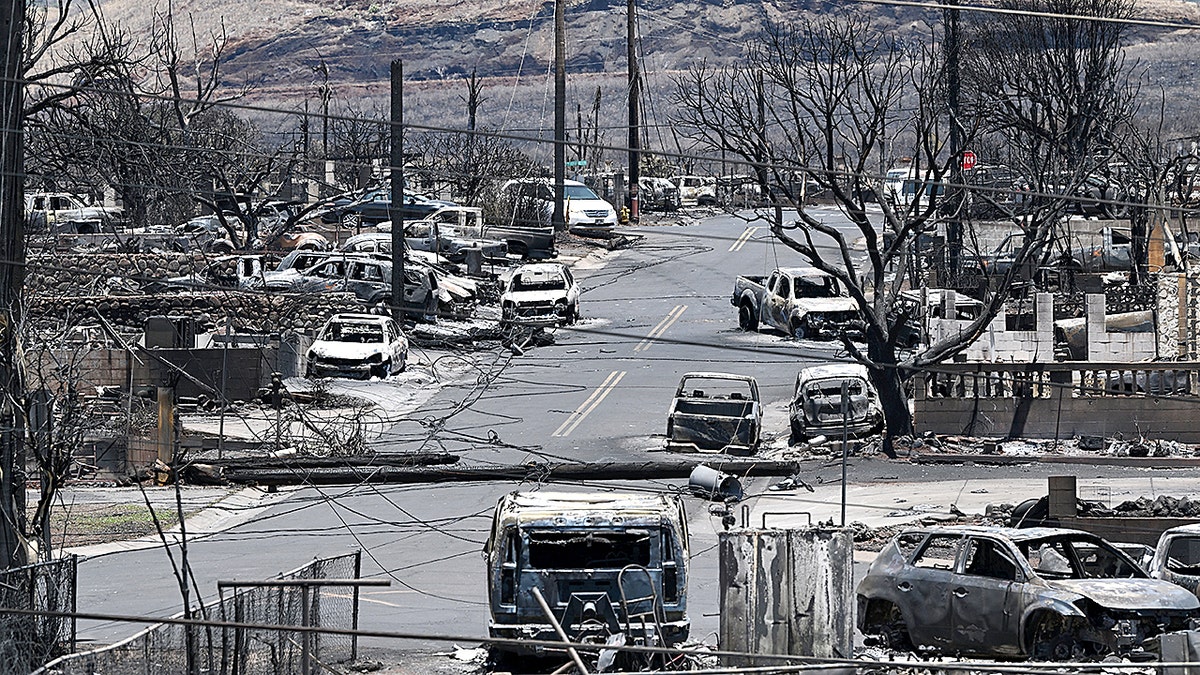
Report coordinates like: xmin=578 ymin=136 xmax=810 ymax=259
xmin=27 ymin=292 xmax=359 ymax=335
xmin=27 ymin=252 xmax=216 ymax=296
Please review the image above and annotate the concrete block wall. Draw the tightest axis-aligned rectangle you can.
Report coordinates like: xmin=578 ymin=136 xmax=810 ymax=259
xmin=1084 ymin=294 xmax=1157 ymax=361
xmin=928 ymin=291 xmax=1054 ymax=362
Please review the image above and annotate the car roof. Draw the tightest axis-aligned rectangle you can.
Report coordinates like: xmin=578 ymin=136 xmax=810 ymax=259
xmin=680 ymin=371 xmax=757 ymax=383
xmin=798 ymin=363 xmax=870 ymax=383
xmin=902 ymin=525 xmax=1099 ymax=542
xmin=326 ymin=313 xmax=392 ymax=324
xmin=776 ymin=266 xmax=834 ymax=280
xmin=1162 ymin=524 xmax=1200 ymax=537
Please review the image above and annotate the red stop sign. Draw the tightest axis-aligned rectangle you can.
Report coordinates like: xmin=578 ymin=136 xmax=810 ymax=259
xmin=962 ymin=150 xmax=977 ymax=170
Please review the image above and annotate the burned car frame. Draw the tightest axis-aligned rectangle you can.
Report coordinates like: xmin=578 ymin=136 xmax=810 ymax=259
xmin=857 ymin=525 xmax=1200 ymax=660
xmin=789 ymin=363 xmax=882 ymax=442
xmin=484 ymin=491 xmax=690 ymax=665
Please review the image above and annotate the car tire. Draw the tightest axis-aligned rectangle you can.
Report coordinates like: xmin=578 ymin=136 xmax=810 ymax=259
xmin=738 ymin=303 xmax=758 ymax=332
xmin=1031 ymin=615 xmax=1088 ymax=661
xmin=871 ymin=602 xmax=912 ymax=652
xmin=789 ymin=419 xmax=804 ymax=446
xmin=341 ymin=212 xmax=363 ymax=230
xmin=371 ymin=363 xmax=388 ymax=380
xmin=791 ymin=320 xmax=808 ymax=340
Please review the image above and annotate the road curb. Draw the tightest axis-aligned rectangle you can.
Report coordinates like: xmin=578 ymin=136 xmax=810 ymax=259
xmin=911 ymin=453 xmax=1200 ymax=468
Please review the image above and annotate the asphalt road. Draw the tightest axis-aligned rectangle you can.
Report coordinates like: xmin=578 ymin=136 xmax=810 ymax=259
xmin=70 ymin=209 xmax=1200 ymax=661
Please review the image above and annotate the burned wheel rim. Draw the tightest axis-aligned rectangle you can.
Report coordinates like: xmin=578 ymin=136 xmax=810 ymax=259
xmin=738 ymin=303 xmax=757 ymax=331
xmin=1032 ymin=616 xmax=1087 ymax=661
xmin=877 ymin=604 xmax=911 ymax=652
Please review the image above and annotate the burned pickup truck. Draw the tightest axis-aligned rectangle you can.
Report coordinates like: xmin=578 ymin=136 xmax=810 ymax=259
xmin=733 ymin=267 xmax=859 ymax=339
xmin=485 ymin=491 xmax=690 ymax=668
xmin=665 ymin=373 xmax=761 ymax=455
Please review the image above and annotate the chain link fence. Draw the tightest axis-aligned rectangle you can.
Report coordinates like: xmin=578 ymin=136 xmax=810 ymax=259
xmin=0 ymin=556 xmax=78 ymax=674
xmin=37 ymin=551 xmax=362 ymax=675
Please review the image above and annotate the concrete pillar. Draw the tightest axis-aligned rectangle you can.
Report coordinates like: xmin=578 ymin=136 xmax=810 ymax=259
xmin=1048 ymin=475 xmax=1077 ymax=519
xmin=941 ymin=289 xmax=957 ymax=319
xmin=719 ymin=527 xmax=854 ymax=664
xmin=1036 ymin=293 xmax=1054 ymax=360
xmin=1084 ymin=294 xmax=1106 ymax=361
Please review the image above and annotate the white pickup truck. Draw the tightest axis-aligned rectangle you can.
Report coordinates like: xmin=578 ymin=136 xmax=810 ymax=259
xmin=26 ymin=192 xmax=124 ymax=232
xmin=732 ymin=267 xmax=860 ymax=339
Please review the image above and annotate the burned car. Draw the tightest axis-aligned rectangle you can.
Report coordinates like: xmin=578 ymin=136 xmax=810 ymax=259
xmin=484 ymin=491 xmax=690 ymax=664
xmin=305 ymin=313 xmax=408 ymax=379
xmin=857 ymin=526 xmax=1200 ymax=660
xmin=665 ymin=373 xmax=761 ymax=455
xmin=788 ymin=364 xmax=882 ymax=443
xmin=1150 ymin=524 xmax=1200 ymax=598
xmin=500 ymin=262 xmax=580 ymax=327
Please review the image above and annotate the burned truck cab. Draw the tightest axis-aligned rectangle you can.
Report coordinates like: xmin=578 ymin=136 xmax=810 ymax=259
xmin=484 ymin=491 xmax=690 ymax=655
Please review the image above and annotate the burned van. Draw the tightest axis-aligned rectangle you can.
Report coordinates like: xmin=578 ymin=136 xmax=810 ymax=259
xmin=484 ymin=491 xmax=690 ymax=655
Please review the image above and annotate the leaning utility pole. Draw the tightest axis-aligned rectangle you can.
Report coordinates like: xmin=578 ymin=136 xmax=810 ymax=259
xmin=552 ymin=0 xmax=566 ymax=232
xmin=0 ymin=0 xmax=27 ymax=570
xmin=389 ymin=60 xmax=406 ymax=324
xmin=627 ymin=0 xmax=640 ymax=223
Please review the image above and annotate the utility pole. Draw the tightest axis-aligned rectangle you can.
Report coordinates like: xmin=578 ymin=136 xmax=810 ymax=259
xmin=0 ymin=0 xmax=27 ymax=570
xmin=627 ymin=0 xmax=640 ymax=223
xmin=389 ymin=60 xmax=406 ymax=324
xmin=553 ymin=0 xmax=566 ymax=232
xmin=945 ymin=0 xmax=964 ymax=284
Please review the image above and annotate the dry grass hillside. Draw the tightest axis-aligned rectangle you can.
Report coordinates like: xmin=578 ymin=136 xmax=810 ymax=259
xmin=82 ymin=0 xmax=1200 ymax=144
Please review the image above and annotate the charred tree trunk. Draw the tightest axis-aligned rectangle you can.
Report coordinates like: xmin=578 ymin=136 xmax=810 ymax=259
xmin=866 ymin=331 xmax=908 ymax=460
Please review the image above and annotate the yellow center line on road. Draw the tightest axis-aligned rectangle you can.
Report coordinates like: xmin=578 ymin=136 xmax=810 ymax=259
xmin=728 ymin=226 xmax=759 ymax=252
xmin=552 ymin=370 xmax=627 ymax=438
xmin=634 ymin=304 xmax=687 ymax=353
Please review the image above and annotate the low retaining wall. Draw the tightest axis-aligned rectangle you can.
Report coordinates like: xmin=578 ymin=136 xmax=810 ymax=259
xmin=913 ymin=362 xmax=1200 ymax=443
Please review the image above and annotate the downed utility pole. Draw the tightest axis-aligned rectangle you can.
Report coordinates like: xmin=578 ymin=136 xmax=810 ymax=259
xmin=219 ymin=459 xmax=800 ymax=487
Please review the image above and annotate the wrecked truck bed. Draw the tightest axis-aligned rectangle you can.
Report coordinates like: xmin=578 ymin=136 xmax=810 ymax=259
xmin=665 ymin=372 xmax=761 ymax=454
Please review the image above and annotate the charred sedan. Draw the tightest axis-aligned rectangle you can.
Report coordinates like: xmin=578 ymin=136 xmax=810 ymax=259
xmin=857 ymin=526 xmax=1200 ymax=660
xmin=789 ymin=364 xmax=882 ymax=442
xmin=305 ymin=313 xmax=408 ymax=379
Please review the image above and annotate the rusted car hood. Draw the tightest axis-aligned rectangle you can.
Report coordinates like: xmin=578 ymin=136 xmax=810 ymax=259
xmin=1047 ymin=579 xmax=1200 ymax=611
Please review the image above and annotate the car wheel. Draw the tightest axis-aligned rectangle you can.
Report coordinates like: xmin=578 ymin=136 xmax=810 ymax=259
xmin=341 ymin=212 xmax=363 ymax=230
xmin=789 ymin=418 xmax=804 ymax=446
xmin=738 ymin=302 xmax=758 ymax=331
xmin=791 ymin=320 xmax=808 ymax=340
xmin=371 ymin=363 xmax=388 ymax=379
xmin=871 ymin=602 xmax=912 ymax=652
xmin=1031 ymin=615 xmax=1088 ymax=661
xmin=565 ymin=305 xmax=578 ymax=325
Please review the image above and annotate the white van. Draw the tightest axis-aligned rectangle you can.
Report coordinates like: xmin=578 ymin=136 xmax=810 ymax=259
xmin=502 ymin=178 xmax=618 ymax=235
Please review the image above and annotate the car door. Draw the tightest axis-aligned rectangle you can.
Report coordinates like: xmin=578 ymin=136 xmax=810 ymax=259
xmin=950 ymin=536 xmax=1024 ymax=656
xmin=902 ymin=533 xmax=964 ymax=649
xmin=768 ymin=274 xmax=792 ymax=331
xmin=347 ymin=261 xmax=387 ymax=302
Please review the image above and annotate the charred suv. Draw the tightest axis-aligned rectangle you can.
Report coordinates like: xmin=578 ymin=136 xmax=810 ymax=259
xmin=858 ymin=526 xmax=1200 ymax=660
xmin=733 ymin=267 xmax=859 ymax=339
xmin=485 ymin=491 xmax=690 ymax=660
xmin=500 ymin=262 xmax=580 ymax=326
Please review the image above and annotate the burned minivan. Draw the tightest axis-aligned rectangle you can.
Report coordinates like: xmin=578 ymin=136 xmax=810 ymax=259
xmin=484 ymin=491 xmax=690 ymax=658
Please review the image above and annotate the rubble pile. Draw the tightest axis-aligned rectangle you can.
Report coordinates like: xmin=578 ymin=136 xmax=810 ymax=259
xmin=1086 ymin=495 xmax=1200 ymax=518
